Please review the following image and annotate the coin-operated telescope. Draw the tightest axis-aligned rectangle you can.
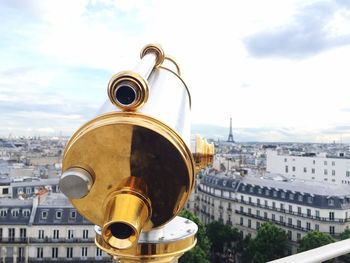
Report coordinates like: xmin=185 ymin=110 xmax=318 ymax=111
xmin=59 ymin=44 xmax=214 ymax=263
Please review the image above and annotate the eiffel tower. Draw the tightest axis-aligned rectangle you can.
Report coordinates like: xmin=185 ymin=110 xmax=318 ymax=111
xmin=227 ymin=117 xmax=235 ymax=143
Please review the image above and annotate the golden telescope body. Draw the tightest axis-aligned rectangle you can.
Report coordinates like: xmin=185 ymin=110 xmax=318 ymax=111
xmin=59 ymin=44 xmax=214 ymax=262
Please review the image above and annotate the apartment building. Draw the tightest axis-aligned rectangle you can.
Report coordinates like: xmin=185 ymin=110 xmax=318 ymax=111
xmin=194 ymin=171 xmax=350 ymax=253
xmin=0 ymin=193 xmax=112 ymax=263
xmin=267 ymin=150 xmax=350 ymax=185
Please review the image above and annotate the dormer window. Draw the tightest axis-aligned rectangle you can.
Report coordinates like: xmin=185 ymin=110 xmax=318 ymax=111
xmin=0 ymin=209 xmax=7 ymax=217
xmin=23 ymin=209 xmax=30 ymax=217
xmin=249 ymin=187 xmax=254 ymax=193
xmin=11 ymin=209 xmax=19 ymax=217
xmin=41 ymin=211 xmax=48 ymax=219
xmin=328 ymin=199 xmax=335 ymax=206
xmin=223 ymin=180 xmax=227 ymax=186
xmin=56 ymin=210 xmax=62 ymax=219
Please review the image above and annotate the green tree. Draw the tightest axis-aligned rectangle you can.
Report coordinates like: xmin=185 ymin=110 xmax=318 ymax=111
xmin=250 ymin=222 xmax=288 ymax=263
xmin=206 ymin=221 xmax=240 ymax=253
xmin=338 ymin=229 xmax=350 ymax=262
xmin=298 ymin=231 xmax=335 ymax=263
xmin=179 ymin=209 xmax=211 ymax=263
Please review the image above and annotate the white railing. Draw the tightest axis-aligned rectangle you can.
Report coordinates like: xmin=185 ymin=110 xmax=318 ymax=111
xmin=268 ymin=238 xmax=350 ymax=263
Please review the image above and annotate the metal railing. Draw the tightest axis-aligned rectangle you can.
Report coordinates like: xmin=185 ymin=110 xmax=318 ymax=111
xmin=268 ymin=238 xmax=350 ymax=263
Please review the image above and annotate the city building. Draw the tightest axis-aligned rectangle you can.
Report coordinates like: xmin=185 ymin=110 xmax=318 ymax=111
xmin=193 ymin=170 xmax=350 ymax=253
xmin=267 ymin=150 xmax=350 ymax=185
xmin=0 ymin=193 xmax=112 ymax=263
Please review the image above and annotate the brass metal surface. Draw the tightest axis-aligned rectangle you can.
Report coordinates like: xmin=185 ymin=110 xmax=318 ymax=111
xmin=62 ymin=112 xmax=195 ymax=231
xmin=95 ymin=216 xmax=197 ymax=263
xmin=140 ymin=44 xmax=165 ymax=67
xmin=107 ymin=71 xmax=149 ymax=111
xmin=193 ymin=134 xmax=215 ymax=172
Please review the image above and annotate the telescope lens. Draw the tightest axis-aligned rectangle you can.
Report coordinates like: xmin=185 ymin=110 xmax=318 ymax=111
xmin=115 ymin=85 xmax=137 ymax=106
xmin=110 ymin=222 xmax=135 ymax=239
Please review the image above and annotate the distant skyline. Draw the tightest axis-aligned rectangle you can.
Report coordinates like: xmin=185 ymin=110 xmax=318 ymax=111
xmin=1 ymin=0 xmax=350 ymax=143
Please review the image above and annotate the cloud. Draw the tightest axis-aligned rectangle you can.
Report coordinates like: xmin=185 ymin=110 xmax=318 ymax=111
xmin=244 ymin=1 xmax=350 ymax=58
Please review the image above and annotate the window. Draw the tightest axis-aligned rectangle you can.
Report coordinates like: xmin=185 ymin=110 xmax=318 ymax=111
xmin=280 ymin=216 xmax=284 ymax=223
xmin=257 ymin=199 xmax=261 ymax=206
xmin=272 ymin=214 xmax=275 ymax=221
xmin=306 ymin=222 xmax=311 ymax=231
xmin=316 ymin=210 xmax=320 ymax=219
xmin=328 ymin=199 xmax=335 ymax=206
xmin=265 ymin=189 xmax=270 ymax=196
xmin=41 ymin=211 xmax=48 ymax=219
xmin=288 ymin=218 xmax=292 ymax=226
xmin=241 ymin=195 xmax=244 ymax=201
xmin=312 ymin=168 xmax=315 ymax=174
xmin=37 ymin=247 xmax=43 ymax=258
xmin=288 ymin=230 xmax=292 ymax=240
xmin=249 ymin=186 xmax=254 ymax=193
xmin=0 ymin=209 xmax=7 ymax=217
xmin=83 ymin=230 xmax=89 ymax=239
xmin=265 ymin=200 xmax=268 ymax=206
xmin=289 ymin=193 xmax=294 ymax=200
xmin=285 ymin=166 xmax=289 ymax=173
xmin=324 ymin=161 xmax=328 ymax=165
xmin=258 ymin=188 xmax=262 ymax=194
xmin=248 ymin=219 xmax=251 ymax=228
xmin=241 ymin=185 xmax=246 ymax=191
xmin=20 ymin=228 xmax=26 ymax=238
xmin=292 ymin=166 xmax=296 ymax=172
xmin=248 ymin=197 xmax=252 ymax=203
xmin=346 ymin=171 xmax=350 ymax=177
xmin=315 ymin=224 xmax=319 ymax=231
xmin=257 ymin=210 xmax=260 ymax=216
xmin=240 ymin=206 xmax=244 ymax=212
xmin=96 ymin=248 xmax=103 ymax=257
xmin=273 ymin=191 xmax=278 ymax=197
xmin=298 ymin=195 xmax=303 ymax=202
xmin=70 ymin=210 xmax=76 ymax=219
xmin=272 ymin=202 xmax=276 ymax=209
xmin=0 ymin=228 xmax=2 ymax=241
xmin=332 ymin=161 xmax=335 ymax=166
xmin=289 ymin=205 xmax=292 ymax=213
xmin=313 ymin=160 xmax=316 ymax=164
xmin=53 ymin=229 xmax=59 ymax=239
xmin=248 ymin=208 xmax=251 ymax=215
xmin=281 ymin=192 xmax=285 ymax=198
xmin=2 ymin=188 xmax=9 ymax=194
xmin=332 ymin=170 xmax=336 ymax=176
xmin=284 ymin=158 xmax=287 ymax=162
xmin=23 ymin=209 xmax=30 ymax=217
xmin=298 ymin=207 xmax=302 ymax=215
xmin=329 ymin=212 xmax=334 ymax=220
xmin=297 ymin=220 xmax=301 ymax=228
xmin=303 ymin=167 xmax=307 ymax=173
xmin=307 ymin=197 xmax=313 ymax=203
xmin=264 ymin=212 xmax=268 ymax=219
xmin=38 ymin=230 xmax=44 ymax=239
xmin=307 ymin=209 xmax=311 ymax=217
xmin=11 ymin=209 xmax=19 ymax=217
xmin=52 ymin=247 xmax=58 ymax=259
xmin=81 ymin=247 xmax=88 ymax=257
xmin=240 ymin=217 xmax=243 ymax=226
xmin=66 ymin=247 xmax=73 ymax=258
xmin=56 ymin=210 xmax=62 ymax=219
xmin=280 ymin=203 xmax=284 ymax=211
xmin=324 ymin=169 xmax=328 ymax=175
xmin=8 ymin=228 xmax=15 ymax=241
xmin=330 ymin=226 xmax=335 ymax=235
xmin=68 ymin=230 xmax=74 ymax=239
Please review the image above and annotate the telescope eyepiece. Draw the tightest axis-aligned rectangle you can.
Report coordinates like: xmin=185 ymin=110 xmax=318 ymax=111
xmin=115 ymin=84 xmax=137 ymax=106
xmin=109 ymin=222 xmax=135 ymax=240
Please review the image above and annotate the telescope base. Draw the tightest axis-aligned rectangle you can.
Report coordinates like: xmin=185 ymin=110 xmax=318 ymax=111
xmin=95 ymin=216 xmax=198 ymax=263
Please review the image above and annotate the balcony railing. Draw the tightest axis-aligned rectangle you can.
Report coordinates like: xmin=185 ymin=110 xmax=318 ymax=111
xmin=28 ymin=257 xmax=112 ymax=263
xmin=268 ymin=238 xmax=350 ymax=263
xmin=0 ymin=237 xmax=28 ymax=243
xmin=235 ymin=210 xmax=341 ymax=237
xmin=28 ymin=237 xmax=95 ymax=243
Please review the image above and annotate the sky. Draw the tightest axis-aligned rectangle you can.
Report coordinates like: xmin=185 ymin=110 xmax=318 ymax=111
xmin=1 ymin=0 xmax=350 ymax=142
